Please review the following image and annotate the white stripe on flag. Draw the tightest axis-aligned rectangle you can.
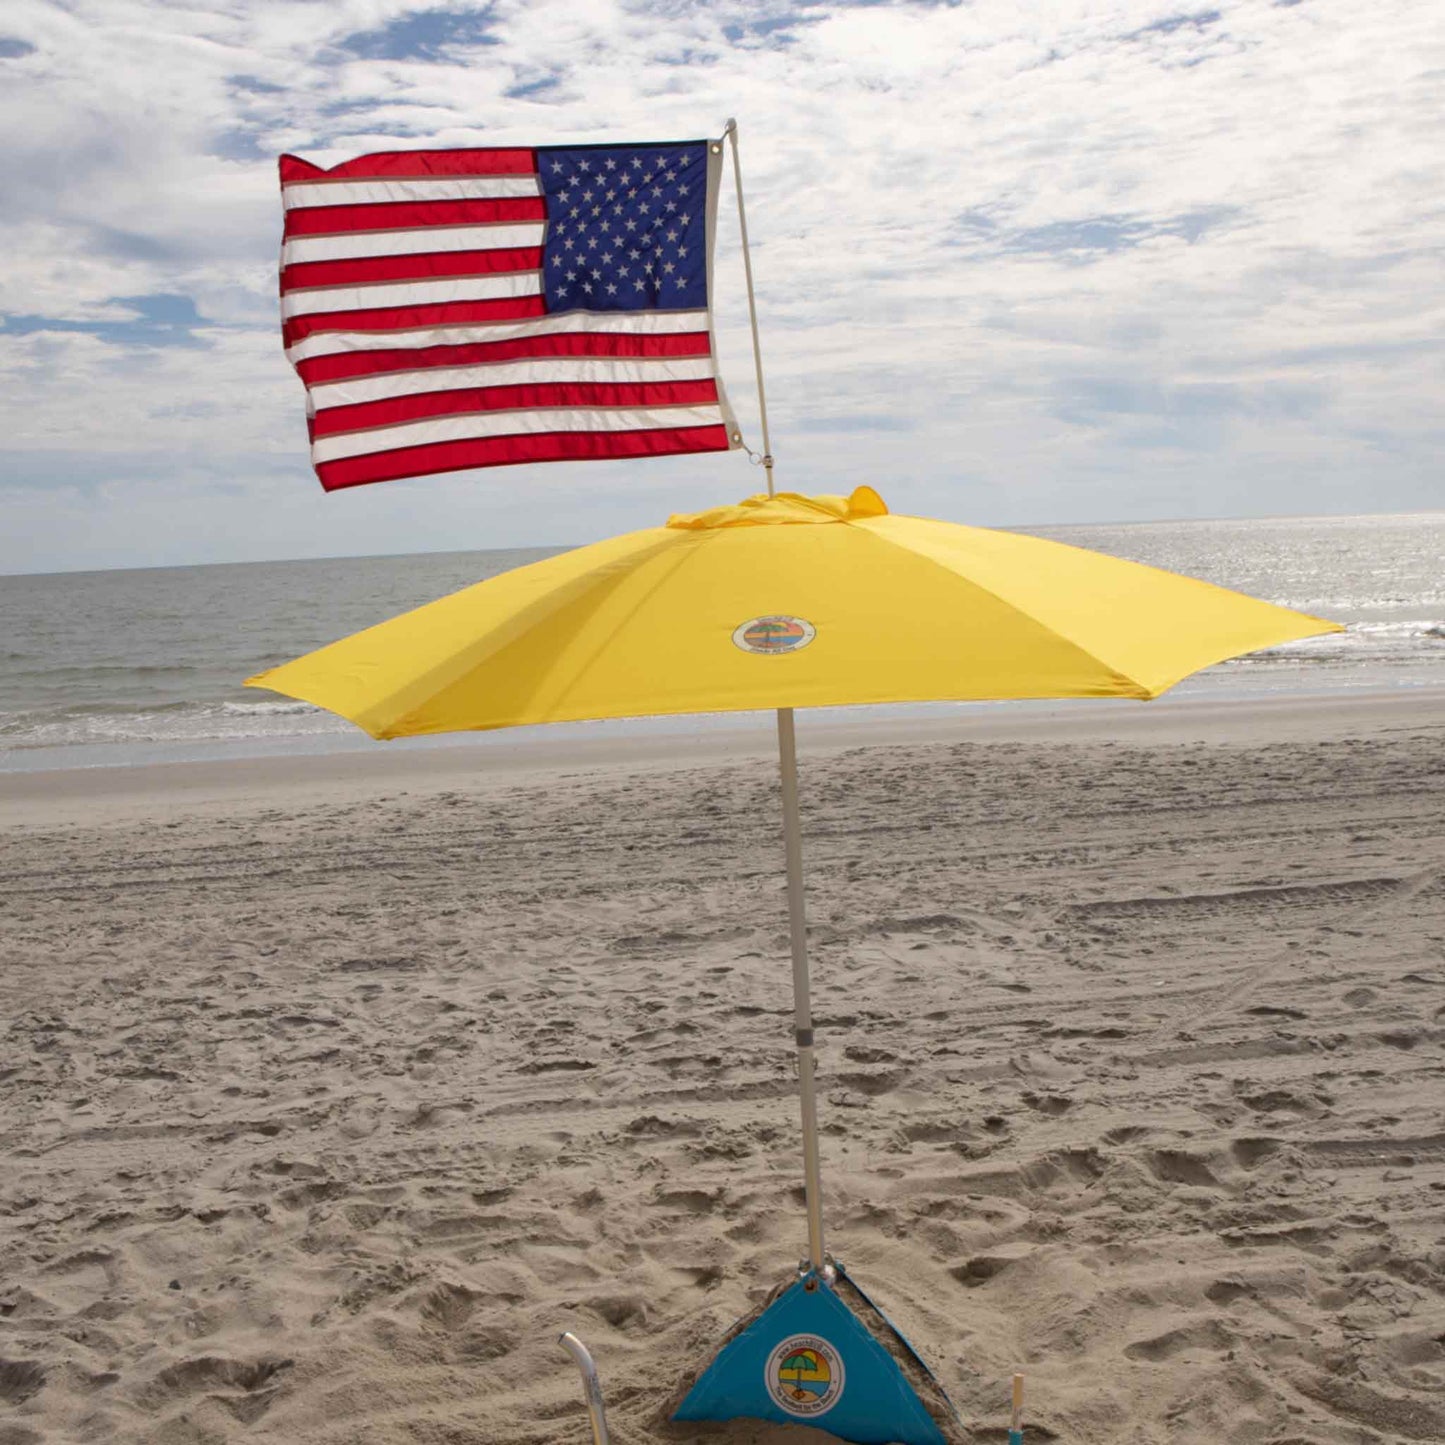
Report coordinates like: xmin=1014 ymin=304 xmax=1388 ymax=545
xmin=286 ymin=308 xmax=713 ymax=363
xmin=283 ymin=224 xmax=546 ymax=267
xmin=283 ymin=176 xmax=542 ymax=208
xmin=311 ymin=405 xmax=726 ymax=463
xmin=310 ymin=355 xmax=718 ymax=410
xmin=282 ymin=272 xmax=542 ymax=320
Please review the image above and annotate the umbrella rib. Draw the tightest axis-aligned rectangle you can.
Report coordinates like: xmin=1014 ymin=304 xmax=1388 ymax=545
xmin=387 ymin=527 xmax=724 ymax=734
xmin=507 ymin=528 xmax=724 ymax=722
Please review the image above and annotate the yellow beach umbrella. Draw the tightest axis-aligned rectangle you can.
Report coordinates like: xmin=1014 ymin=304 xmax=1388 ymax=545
xmin=249 ymin=486 xmax=1335 ymax=734
xmin=247 ymin=485 xmax=1339 ymax=1272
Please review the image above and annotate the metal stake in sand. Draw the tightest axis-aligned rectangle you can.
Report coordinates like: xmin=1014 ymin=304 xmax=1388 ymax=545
xmin=723 ymin=117 xmax=826 ymax=1275
xmin=558 ymin=1332 xmax=610 ymax=1445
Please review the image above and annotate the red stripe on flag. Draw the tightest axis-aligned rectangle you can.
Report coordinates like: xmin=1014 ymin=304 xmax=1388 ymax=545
xmin=309 ymin=380 xmax=722 ymax=438
xmin=315 ymin=425 xmax=731 ymax=491
xmin=282 ymin=248 xmax=544 ymax=293
xmin=283 ymin=296 xmax=547 ymax=346
xmin=281 ymin=150 xmax=537 ymax=184
xmin=283 ymin=197 xmax=546 ymax=237
xmin=295 ymin=330 xmax=714 ymax=385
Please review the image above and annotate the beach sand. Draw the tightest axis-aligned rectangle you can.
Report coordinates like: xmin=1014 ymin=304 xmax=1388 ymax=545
xmin=2 ymin=689 xmax=1444 ymax=1445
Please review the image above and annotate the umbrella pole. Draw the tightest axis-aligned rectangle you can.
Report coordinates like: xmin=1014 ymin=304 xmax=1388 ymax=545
xmin=726 ymin=123 xmax=822 ymax=1269
xmin=776 ymin=705 xmax=826 ymax=1273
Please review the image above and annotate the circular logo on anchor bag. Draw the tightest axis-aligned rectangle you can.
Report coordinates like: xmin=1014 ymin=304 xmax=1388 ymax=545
xmin=765 ymin=1333 xmax=846 ymax=1418
xmin=732 ymin=615 xmax=816 ymax=655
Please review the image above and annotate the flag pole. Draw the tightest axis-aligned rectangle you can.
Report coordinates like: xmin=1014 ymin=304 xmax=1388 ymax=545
xmin=722 ymin=119 xmax=775 ymax=499
xmin=722 ymin=119 xmax=827 ymax=1277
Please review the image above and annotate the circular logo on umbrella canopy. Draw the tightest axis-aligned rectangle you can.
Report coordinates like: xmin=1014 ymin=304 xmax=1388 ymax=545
xmin=732 ymin=615 xmax=816 ymax=655
xmin=765 ymin=1333 xmax=845 ymax=1418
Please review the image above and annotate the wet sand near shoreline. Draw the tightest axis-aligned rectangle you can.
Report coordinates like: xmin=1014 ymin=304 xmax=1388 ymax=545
xmin=2 ymin=689 xmax=1443 ymax=1444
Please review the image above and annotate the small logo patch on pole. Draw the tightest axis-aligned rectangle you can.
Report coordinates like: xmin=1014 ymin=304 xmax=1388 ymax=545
xmin=732 ymin=615 xmax=816 ymax=654
xmin=765 ymin=1333 xmax=845 ymax=1418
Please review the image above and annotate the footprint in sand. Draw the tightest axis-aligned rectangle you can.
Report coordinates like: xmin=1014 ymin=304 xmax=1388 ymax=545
xmin=1021 ymin=1091 xmax=1074 ymax=1116
xmin=1144 ymin=1148 xmax=1222 ymax=1187
xmin=133 ymin=1355 xmax=292 ymax=1424
xmin=418 ymin=1280 xmax=478 ymax=1331
xmin=0 ymin=1358 xmax=47 ymax=1405
xmin=1124 ymin=1319 xmax=1234 ymax=1361
xmin=949 ymin=1242 xmax=1036 ymax=1288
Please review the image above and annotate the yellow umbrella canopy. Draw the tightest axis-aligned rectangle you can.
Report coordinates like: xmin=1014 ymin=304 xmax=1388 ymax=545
xmin=247 ymin=485 xmax=1339 ymax=733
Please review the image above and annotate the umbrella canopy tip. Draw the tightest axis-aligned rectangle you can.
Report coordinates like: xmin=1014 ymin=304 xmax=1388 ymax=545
xmin=666 ymin=484 xmax=888 ymax=530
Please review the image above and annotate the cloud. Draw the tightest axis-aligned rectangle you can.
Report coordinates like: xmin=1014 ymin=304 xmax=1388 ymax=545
xmin=2 ymin=293 xmax=211 ymax=347
xmin=1 ymin=0 xmax=1442 ymax=572
xmin=336 ymin=6 xmax=501 ymax=62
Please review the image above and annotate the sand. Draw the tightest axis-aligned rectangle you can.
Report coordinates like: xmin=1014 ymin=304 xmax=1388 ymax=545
xmin=2 ymin=689 xmax=1443 ymax=1445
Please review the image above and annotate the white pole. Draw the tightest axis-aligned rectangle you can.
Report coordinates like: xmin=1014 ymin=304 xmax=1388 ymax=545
xmin=723 ymin=118 xmax=775 ymax=498
xmin=722 ymin=120 xmax=824 ymax=1274
xmin=777 ymin=706 xmax=826 ymax=1273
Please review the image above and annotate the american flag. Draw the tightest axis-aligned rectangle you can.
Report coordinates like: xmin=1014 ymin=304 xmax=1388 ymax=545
xmin=279 ymin=141 xmax=742 ymax=492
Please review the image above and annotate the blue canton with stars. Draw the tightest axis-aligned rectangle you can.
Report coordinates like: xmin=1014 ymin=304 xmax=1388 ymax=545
xmin=537 ymin=143 xmax=709 ymax=313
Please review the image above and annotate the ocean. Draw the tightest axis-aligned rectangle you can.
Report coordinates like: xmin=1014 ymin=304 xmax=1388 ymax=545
xmin=2 ymin=512 xmax=1442 ymax=772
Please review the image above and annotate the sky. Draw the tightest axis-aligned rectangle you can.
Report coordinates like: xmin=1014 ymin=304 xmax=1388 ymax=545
xmin=1 ymin=0 xmax=1442 ymax=574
